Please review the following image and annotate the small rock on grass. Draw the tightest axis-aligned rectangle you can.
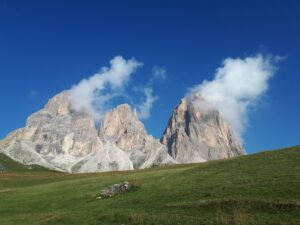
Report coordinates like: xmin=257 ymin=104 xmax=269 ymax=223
xmin=96 ymin=181 xmax=131 ymax=199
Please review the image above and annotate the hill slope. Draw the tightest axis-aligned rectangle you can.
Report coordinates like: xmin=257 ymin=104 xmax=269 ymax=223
xmin=0 ymin=146 xmax=299 ymax=225
xmin=0 ymin=153 xmax=49 ymax=172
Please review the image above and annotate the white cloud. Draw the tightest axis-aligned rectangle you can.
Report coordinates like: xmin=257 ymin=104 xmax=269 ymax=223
xmin=69 ymin=56 xmax=143 ymax=121
xmin=152 ymin=66 xmax=167 ymax=80
xmin=133 ymin=66 xmax=166 ymax=119
xmin=187 ymin=54 xmax=279 ymax=140
xmin=132 ymin=65 xmax=165 ymax=120
xmin=135 ymin=87 xmax=158 ymax=119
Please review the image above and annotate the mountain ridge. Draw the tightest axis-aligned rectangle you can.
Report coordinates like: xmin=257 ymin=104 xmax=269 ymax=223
xmin=0 ymin=91 xmax=245 ymax=173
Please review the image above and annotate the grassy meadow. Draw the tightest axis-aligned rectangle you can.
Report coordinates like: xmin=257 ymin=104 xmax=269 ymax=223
xmin=0 ymin=146 xmax=299 ymax=225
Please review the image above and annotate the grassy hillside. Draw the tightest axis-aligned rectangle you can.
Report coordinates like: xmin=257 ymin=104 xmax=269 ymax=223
xmin=0 ymin=153 xmax=49 ymax=172
xmin=0 ymin=146 xmax=299 ymax=225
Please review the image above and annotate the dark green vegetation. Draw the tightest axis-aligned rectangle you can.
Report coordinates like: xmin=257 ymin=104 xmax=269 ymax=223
xmin=0 ymin=146 xmax=299 ymax=225
xmin=0 ymin=153 xmax=49 ymax=172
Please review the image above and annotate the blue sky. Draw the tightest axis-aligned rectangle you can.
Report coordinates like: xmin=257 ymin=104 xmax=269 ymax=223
xmin=0 ymin=0 xmax=299 ymax=153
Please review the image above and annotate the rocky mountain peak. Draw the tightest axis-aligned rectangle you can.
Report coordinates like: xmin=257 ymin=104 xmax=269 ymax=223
xmin=44 ymin=91 xmax=71 ymax=116
xmin=99 ymin=104 xmax=142 ymax=135
xmin=99 ymin=103 xmax=147 ymax=149
xmin=0 ymin=90 xmax=244 ymax=173
xmin=99 ymin=103 xmax=175 ymax=168
xmin=0 ymin=93 xmax=175 ymax=172
xmin=161 ymin=95 xmax=245 ymax=163
xmin=0 ymin=91 xmax=102 ymax=172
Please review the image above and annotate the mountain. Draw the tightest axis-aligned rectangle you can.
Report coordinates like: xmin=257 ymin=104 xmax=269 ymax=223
xmin=0 ymin=92 xmax=102 ymax=172
xmin=99 ymin=104 xmax=175 ymax=169
xmin=0 ymin=91 xmax=245 ymax=173
xmin=71 ymin=104 xmax=175 ymax=172
xmin=0 ymin=92 xmax=174 ymax=173
xmin=161 ymin=94 xmax=245 ymax=163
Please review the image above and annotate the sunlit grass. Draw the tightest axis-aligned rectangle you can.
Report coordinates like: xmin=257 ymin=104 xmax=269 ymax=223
xmin=0 ymin=146 xmax=299 ymax=224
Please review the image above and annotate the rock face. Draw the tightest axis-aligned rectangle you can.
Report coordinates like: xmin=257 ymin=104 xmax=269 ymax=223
xmin=0 ymin=90 xmax=245 ymax=173
xmin=99 ymin=104 xmax=175 ymax=169
xmin=98 ymin=181 xmax=131 ymax=199
xmin=161 ymin=95 xmax=245 ymax=163
xmin=0 ymin=92 xmax=174 ymax=173
xmin=0 ymin=92 xmax=103 ymax=172
xmin=71 ymin=142 xmax=134 ymax=173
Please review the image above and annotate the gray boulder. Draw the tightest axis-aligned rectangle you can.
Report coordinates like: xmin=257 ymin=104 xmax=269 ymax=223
xmin=97 ymin=181 xmax=131 ymax=199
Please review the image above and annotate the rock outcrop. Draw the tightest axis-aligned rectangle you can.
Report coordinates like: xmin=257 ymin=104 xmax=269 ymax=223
xmin=161 ymin=94 xmax=245 ymax=163
xmin=71 ymin=142 xmax=134 ymax=173
xmin=97 ymin=181 xmax=131 ymax=199
xmin=99 ymin=104 xmax=175 ymax=169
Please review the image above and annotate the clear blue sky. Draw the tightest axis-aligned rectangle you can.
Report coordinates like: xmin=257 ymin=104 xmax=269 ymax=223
xmin=0 ymin=0 xmax=299 ymax=153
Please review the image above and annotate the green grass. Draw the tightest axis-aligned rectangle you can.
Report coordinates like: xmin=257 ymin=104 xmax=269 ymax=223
xmin=0 ymin=146 xmax=299 ymax=225
xmin=0 ymin=153 xmax=50 ymax=172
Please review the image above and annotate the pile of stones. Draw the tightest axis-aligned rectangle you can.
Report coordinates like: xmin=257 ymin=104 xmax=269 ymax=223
xmin=96 ymin=181 xmax=131 ymax=199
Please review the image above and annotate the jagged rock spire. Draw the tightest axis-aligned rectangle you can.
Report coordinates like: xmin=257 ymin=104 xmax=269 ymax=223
xmin=99 ymin=104 xmax=175 ymax=168
xmin=161 ymin=95 xmax=245 ymax=163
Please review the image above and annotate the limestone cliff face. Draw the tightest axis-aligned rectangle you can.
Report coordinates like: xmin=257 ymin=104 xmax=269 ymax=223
xmin=0 ymin=92 xmax=104 ymax=172
xmin=0 ymin=93 xmax=175 ymax=172
xmin=0 ymin=90 xmax=245 ymax=173
xmin=161 ymin=95 xmax=245 ymax=163
xmin=99 ymin=104 xmax=147 ymax=152
xmin=99 ymin=104 xmax=175 ymax=169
